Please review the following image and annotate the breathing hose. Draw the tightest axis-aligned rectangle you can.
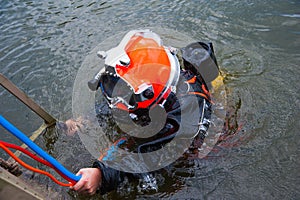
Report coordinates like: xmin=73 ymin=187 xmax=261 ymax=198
xmin=0 ymin=115 xmax=81 ymax=183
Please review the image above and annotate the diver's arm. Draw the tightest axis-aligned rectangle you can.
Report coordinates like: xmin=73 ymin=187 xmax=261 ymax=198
xmin=70 ymin=160 xmax=127 ymax=195
xmin=92 ymin=160 xmax=126 ymax=194
xmin=84 ymin=117 xmax=180 ymax=195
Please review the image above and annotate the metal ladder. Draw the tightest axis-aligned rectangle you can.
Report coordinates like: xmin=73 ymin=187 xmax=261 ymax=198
xmin=0 ymin=73 xmax=57 ymax=200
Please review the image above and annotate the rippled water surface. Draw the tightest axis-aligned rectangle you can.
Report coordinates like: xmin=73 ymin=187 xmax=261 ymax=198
xmin=1 ymin=0 xmax=299 ymax=199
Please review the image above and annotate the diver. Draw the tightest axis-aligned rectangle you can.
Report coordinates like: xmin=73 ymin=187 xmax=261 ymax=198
xmin=62 ymin=30 xmax=219 ymax=195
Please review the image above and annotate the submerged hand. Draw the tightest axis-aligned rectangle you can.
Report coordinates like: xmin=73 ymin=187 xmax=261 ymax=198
xmin=70 ymin=168 xmax=102 ymax=195
xmin=57 ymin=117 xmax=83 ymax=136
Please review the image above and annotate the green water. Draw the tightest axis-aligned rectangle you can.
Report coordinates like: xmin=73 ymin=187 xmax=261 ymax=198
xmin=1 ymin=0 xmax=299 ymax=199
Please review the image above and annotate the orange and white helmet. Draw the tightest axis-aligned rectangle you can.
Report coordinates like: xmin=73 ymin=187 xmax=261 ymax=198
xmin=91 ymin=30 xmax=180 ymax=112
